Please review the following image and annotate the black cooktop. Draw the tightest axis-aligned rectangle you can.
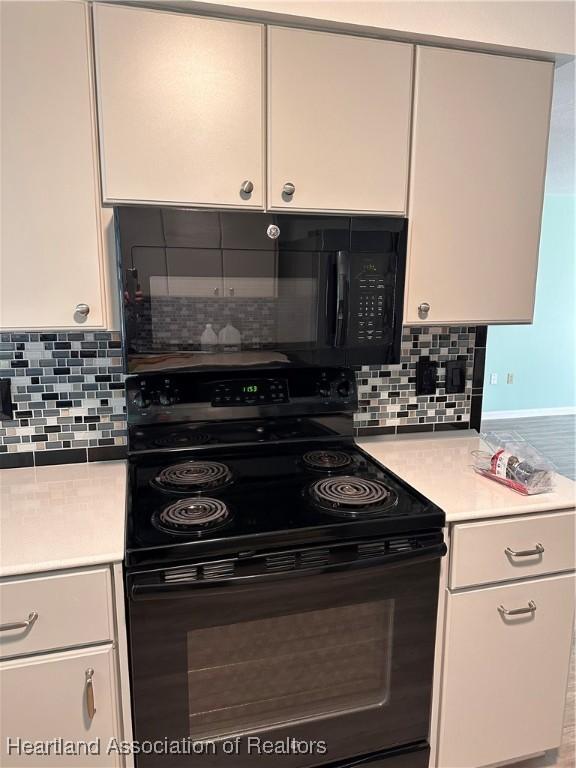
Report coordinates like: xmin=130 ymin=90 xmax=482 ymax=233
xmin=126 ymin=440 xmax=444 ymax=567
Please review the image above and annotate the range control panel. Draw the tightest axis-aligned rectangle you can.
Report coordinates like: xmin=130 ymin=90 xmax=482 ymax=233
xmin=126 ymin=367 xmax=357 ymax=423
xmin=212 ymin=378 xmax=289 ymax=407
xmin=349 ymin=256 xmax=394 ymax=345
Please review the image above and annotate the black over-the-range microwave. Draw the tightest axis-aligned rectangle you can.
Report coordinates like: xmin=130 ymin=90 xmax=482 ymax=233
xmin=115 ymin=207 xmax=407 ymax=375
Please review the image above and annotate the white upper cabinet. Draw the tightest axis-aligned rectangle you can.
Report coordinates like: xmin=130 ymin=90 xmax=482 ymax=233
xmin=93 ymin=4 xmax=265 ymax=209
xmin=405 ymin=46 xmax=553 ymax=325
xmin=267 ymin=27 xmax=413 ymax=214
xmin=0 ymin=1 xmax=108 ymax=329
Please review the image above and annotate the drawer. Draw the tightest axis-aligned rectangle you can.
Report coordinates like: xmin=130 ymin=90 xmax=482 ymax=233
xmin=0 ymin=567 xmax=114 ymax=659
xmin=450 ymin=510 xmax=575 ymax=588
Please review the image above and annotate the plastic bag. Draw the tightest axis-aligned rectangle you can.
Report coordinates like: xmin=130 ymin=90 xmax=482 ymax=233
xmin=472 ymin=431 xmax=555 ymax=495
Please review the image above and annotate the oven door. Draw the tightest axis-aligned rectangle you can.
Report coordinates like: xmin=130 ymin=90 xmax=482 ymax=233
xmin=127 ymin=537 xmax=444 ymax=767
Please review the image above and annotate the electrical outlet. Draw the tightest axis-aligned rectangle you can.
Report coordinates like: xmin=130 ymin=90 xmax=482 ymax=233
xmin=507 ymin=373 xmax=514 ymax=384
xmin=416 ymin=358 xmax=438 ymax=395
xmin=490 ymin=373 xmax=498 ymax=385
xmin=445 ymin=359 xmax=467 ymax=394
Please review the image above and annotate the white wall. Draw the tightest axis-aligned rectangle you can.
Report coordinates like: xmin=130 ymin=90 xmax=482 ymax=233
xmin=181 ymin=0 xmax=576 ymax=56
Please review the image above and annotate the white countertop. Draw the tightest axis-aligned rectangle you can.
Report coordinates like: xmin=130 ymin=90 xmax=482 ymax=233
xmin=1 ymin=436 xmax=574 ymax=577
xmin=0 ymin=461 xmax=127 ymax=578
xmin=358 ymin=433 xmax=576 ymax=523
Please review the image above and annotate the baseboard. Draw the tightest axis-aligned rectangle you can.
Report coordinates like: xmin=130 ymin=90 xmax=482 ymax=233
xmin=483 ymin=406 xmax=576 ymax=420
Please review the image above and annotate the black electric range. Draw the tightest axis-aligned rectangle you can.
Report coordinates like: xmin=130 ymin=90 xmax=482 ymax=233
xmin=125 ymin=367 xmax=444 ymax=568
xmin=124 ymin=367 xmax=445 ymax=768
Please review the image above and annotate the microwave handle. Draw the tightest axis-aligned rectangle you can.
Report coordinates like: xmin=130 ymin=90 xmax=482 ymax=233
xmin=130 ymin=541 xmax=446 ymax=600
xmin=334 ymin=250 xmax=349 ymax=347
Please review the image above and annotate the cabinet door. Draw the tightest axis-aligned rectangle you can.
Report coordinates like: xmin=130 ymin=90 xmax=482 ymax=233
xmin=94 ymin=4 xmax=264 ymax=210
xmin=438 ymin=573 xmax=575 ymax=768
xmin=0 ymin=645 xmax=121 ymax=766
xmin=0 ymin=2 xmax=106 ymax=329
xmin=268 ymin=27 xmax=412 ymax=214
xmin=406 ymin=47 xmax=553 ymax=325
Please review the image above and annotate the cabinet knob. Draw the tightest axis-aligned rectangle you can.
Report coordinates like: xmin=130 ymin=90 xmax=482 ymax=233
xmin=75 ymin=303 xmax=90 ymax=317
xmin=282 ymin=182 xmax=296 ymax=197
xmin=229 ymin=287 xmax=235 ymax=297
xmin=213 ymin=287 xmax=219 ymax=296
xmin=240 ymin=180 xmax=254 ymax=195
xmin=418 ymin=302 xmax=430 ymax=317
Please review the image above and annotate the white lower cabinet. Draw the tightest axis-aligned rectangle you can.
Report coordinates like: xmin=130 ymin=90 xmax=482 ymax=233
xmin=0 ymin=565 xmax=131 ymax=768
xmin=0 ymin=644 xmax=121 ymax=767
xmin=438 ymin=571 xmax=575 ymax=768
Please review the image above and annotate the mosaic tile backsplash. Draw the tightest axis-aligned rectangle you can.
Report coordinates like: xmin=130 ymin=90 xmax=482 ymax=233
xmin=0 ymin=331 xmax=126 ymax=468
xmin=0 ymin=326 xmax=485 ymax=468
xmin=354 ymin=326 xmax=486 ymax=436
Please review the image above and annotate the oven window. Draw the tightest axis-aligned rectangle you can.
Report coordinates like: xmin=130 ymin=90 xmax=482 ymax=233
xmin=186 ymin=600 xmax=394 ymax=740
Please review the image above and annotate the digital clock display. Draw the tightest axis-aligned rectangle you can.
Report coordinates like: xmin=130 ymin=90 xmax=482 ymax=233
xmin=211 ymin=379 xmax=289 ymax=406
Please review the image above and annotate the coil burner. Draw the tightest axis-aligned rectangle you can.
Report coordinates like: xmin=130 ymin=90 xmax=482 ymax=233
xmin=302 ymin=450 xmax=354 ymax=472
xmin=152 ymin=498 xmax=232 ymax=535
xmin=308 ymin=476 xmax=397 ymax=518
xmin=151 ymin=461 xmax=233 ymax=494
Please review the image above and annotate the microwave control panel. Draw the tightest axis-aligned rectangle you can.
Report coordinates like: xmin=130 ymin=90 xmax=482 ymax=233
xmin=349 ymin=257 xmax=393 ymax=345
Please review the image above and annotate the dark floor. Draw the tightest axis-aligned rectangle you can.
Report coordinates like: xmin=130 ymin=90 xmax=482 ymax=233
xmin=481 ymin=415 xmax=576 ymax=480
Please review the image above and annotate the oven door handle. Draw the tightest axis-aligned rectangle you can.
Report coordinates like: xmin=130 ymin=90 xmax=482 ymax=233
xmin=130 ymin=541 xmax=446 ymax=600
xmin=334 ymin=250 xmax=349 ymax=347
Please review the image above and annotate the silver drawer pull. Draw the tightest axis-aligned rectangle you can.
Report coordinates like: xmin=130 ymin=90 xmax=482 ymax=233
xmin=85 ymin=668 xmax=96 ymax=721
xmin=505 ymin=543 xmax=544 ymax=557
xmin=498 ymin=600 xmax=537 ymax=617
xmin=0 ymin=611 xmax=38 ymax=632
